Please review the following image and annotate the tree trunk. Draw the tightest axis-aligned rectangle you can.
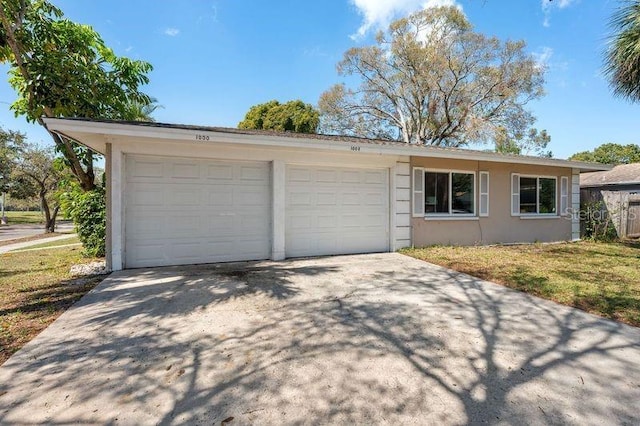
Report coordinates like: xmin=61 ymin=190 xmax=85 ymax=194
xmin=40 ymin=189 xmax=53 ymax=234
xmin=49 ymin=132 xmax=96 ymax=191
xmin=46 ymin=205 xmax=59 ymax=233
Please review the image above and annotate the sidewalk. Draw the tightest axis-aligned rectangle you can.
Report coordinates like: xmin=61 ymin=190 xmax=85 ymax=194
xmin=0 ymin=234 xmax=78 ymax=255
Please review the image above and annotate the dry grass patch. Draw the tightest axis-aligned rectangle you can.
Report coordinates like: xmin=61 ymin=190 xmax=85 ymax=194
xmin=401 ymin=241 xmax=640 ymax=327
xmin=0 ymin=246 xmax=104 ymax=364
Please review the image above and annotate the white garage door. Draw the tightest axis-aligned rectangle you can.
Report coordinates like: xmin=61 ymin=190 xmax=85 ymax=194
xmin=125 ymin=155 xmax=271 ymax=268
xmin=286 ymin=165 xmax=389 ymax=257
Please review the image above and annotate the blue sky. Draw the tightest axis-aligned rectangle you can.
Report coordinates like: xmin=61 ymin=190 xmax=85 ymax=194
xmin=0 ymin=0 xmax=638 ymax=159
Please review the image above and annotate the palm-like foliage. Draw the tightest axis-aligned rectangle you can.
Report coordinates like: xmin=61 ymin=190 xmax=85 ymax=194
xmin=605 ymin=0 xmax=640 ymax=102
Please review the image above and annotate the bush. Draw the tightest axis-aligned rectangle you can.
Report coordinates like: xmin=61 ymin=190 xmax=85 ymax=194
xmin=62 ymin=187 xmax=106 ymax=257
xmin=581 ymin=200 xmax=618 ymax=242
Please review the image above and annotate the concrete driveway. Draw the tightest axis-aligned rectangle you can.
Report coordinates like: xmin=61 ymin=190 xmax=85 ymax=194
xmin=1 ymin=253 xmax=639 ymax=425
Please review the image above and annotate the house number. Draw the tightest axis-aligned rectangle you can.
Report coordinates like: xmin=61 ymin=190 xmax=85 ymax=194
xmin=350 ymin=146 xmax=361 ymax=151
xmin=195 ymin=134 xmax=210 ymax=141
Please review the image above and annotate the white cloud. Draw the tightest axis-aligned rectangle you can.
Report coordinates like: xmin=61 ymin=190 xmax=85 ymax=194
xmin=541 ymin=0 xmax=579 ymax=27
xmin=350 ymin=0 xmax=461 ymax=39
xmin=533 ymin=46 xmax=554 ymax=69
xmin=164 ymin=28 xmax=180 ymax=37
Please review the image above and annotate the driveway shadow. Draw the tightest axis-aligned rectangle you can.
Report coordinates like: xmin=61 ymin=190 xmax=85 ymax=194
xmin=0 ymin=254 xmax=638 ymax=424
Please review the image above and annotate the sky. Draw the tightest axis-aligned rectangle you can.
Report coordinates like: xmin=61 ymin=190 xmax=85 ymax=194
xmin=0 ymin=0 xmax=638 ymax=160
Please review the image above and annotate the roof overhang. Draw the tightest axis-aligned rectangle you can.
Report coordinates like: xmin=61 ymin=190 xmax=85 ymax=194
xmin=581 ymin=181 xmax=640 ymax=188
xmin=43 ymin=118 xmax=612 ymax=172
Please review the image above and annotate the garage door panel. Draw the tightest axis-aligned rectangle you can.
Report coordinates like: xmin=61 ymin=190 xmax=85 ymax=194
xmin=171 ymin=162 xmax=200 ymax=179
xmin=206 ymin=164 xmax=234 ymax=180
xmin=125 ymin=155 xmax=270 ymax=268
xmin=364 ymin=170 xmax=386 ymax=184
xmin=237 ymin=188 xmax=269 ymax=206
xmin=286 ymin=165 xmax=389 ymax=258
xmin=288 ymin=167 xmax=311 ymax=182
xmin=169 ymin=188 xmax=202 ymax=206
xmin=239 ymin=165 xmax=270 ymax=181
xmin=129 ymin=159 xmax=164 ymax=179
xmin=316 ymin=192 xmax=337 ymax=205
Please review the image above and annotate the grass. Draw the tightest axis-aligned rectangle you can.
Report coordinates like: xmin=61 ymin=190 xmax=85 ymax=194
xmin=1 ymin=211 xmax=44 ymax=225
xmin=0 ymin=232 xmax=73 ymax=248
xmin=0 ymin=245 xmax=104 ymax=365
xmin=401 ymin=241 xmax=640 ymax=327
xmin=10 ymin=235 xmax=81 ymax=251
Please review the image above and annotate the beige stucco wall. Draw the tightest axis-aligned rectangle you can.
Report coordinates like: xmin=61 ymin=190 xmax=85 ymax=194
xmin=411 ymin=157 xmax=573 ymax=246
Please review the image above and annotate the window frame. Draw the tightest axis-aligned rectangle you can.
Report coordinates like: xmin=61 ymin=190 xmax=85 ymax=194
xmin=423 ymin=168 xmax=477 ymax=218
xmin=511 ymin=173 xmax=558 ymax=217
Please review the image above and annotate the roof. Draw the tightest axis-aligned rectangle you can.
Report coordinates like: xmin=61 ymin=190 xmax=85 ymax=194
xmin=42 ymin=117 xmax=610 ymax=172
xmin=580 ymin=163 xmax=640 ymax=187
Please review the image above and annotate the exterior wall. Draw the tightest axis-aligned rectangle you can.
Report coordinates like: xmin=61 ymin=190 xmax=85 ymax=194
xmin=410 ymin=157 xmax=573 ymax=246
xmin=106 ymin=135 xmax=409 ymax=270
xmin=393 ymin=160 xmax=411 ymax=249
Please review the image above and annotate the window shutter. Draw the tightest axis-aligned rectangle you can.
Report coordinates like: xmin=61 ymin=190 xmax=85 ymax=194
xmin=511 ymin=174 xmax=520 ymax=216
xmin=560 ymin=176 xmax=569 ymax=216
xmin=479 ymin=171 xmax=489 ymax=217
xmin=412 ymin=167 xmax=424 ymax=217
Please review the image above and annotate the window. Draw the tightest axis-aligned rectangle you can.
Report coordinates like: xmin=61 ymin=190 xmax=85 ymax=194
xmin=424 ymin=171 xmax=475 ymax=216
xmin=511 ymin=174 xmax=557 ymax=215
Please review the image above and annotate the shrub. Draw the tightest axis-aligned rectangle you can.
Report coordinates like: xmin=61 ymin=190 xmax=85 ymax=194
xmin=581 ymin=200 xmax=618 ymax=242
xmin=61 ymin=186 xmax=106 ymax=257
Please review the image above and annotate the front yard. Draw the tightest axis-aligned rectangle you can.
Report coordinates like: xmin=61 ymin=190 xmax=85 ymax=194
xmin=0 ymin=211 xmax=44 ymax=225
xmin=401 ymin=241 xmax=640 ymax=327
xmin=0 ymin=246 xmax=103 ymax=364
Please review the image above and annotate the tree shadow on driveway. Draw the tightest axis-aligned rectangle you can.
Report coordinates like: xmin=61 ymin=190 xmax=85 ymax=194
xmin=0 ymin=253 xmax=638 ymax=424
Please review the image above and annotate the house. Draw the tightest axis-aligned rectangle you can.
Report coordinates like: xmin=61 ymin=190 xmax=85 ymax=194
xmin=43 ymin=118 xmax=608 ymax=271
xmin=580 ymin=163 xmax=640 ymax=238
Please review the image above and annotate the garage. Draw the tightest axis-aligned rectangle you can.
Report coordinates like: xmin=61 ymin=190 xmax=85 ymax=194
xmin=124 ymin=155 xmax=271 ymax=268
xmin=285 ymin=165 xmax=389 ymax=257
xmin=42 ymin=118 xmax=416 ymax=270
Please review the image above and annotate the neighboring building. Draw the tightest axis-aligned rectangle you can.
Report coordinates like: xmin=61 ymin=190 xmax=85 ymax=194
xmin=44 ymin=118 xmax=608 ymax=271
xmin=580 ymin=163 xmax=640 ymax=238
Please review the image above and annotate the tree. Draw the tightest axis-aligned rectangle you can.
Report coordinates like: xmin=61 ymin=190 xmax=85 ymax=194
xmin=238 ymin=100 xmax=320 ymax=133
xmin=10 ymin=145 xmax=65 ymax=232
xmin=0 ymin=126 xmax=25 ymax=194
xmin=569 ymin=143 xmax=640 ymax=164
xmin=318 ymin=6 xmax=546 ymax=148
xmin=604 ymin=0 xmax=640 ymax=102
xmin=122 ymin=97 xmax=162 ymax=122
xmin=494 ymin=127 xmax=552 ymax=157
xmin=0 ymin=0 xmax=153 ymax=191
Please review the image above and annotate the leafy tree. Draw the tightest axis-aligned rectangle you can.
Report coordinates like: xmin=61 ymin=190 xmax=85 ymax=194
xmin=122 ymin=97 xmax=162 ymax=122
xmin=239 ymin=100 xmax=320 ymax=133
xmin=10 ymin=144 xmax=65 ymax=232
xmin=494 ymin=127 xmax=552 ymax=157
xmin=0 ymin=126 xmax=25 ymax=194
xmin=318 ymin=6 xmax=546 ymax=148
xmin=0 ymin=0 xmax=153 ymax=191
xmin=604 ymin=0 xmax=640 ymax=102
xmin=569 ymin=143 xmax=640 ymax=164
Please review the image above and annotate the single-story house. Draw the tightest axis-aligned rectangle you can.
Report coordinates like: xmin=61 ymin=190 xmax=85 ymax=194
xmin=580 ymin=163 xmax=640 ymax=238
xmin=43 ymin=118 xmax=608 ymax=271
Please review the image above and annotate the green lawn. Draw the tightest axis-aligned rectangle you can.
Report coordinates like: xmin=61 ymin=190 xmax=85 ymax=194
xmin=10 ymin=236 xmax=81 ymax=251
xmin=1 ymin=211 xmax=44 ymax=225
xmin=401 ymin=241 xmax=640 ymax=327
xmin=0 ymin=246 xmax=104 ymax=364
